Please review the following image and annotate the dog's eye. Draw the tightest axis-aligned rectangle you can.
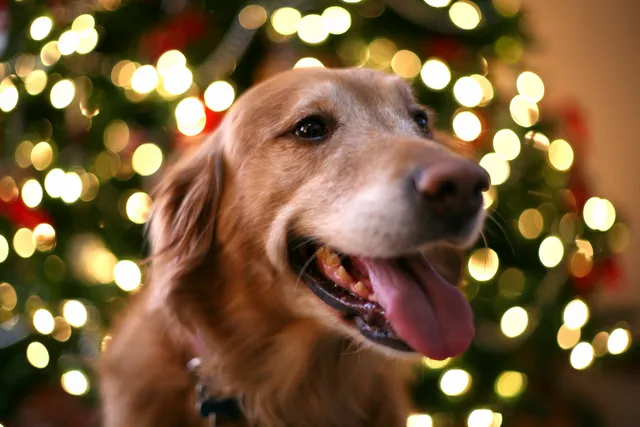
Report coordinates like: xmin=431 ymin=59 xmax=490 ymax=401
xmin=293 ymin=117 xmax=327 ymax=140
xmin=413 ymin=112 xmax=430 ymax=133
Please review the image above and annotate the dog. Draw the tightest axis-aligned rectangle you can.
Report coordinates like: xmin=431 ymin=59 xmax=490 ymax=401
xmin=99 ymin=67 xmax=489 ymax=427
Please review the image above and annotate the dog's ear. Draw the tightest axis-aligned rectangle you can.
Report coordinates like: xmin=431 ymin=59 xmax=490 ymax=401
xmin=423 ymin=245 xmax=466 ymax=285
xmin=147 ymin=130 xmax=225 ymax=305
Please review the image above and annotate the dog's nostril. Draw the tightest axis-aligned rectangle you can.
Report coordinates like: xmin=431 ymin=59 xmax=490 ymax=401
xmin=433 ymin=180 xmax=457 ymax=199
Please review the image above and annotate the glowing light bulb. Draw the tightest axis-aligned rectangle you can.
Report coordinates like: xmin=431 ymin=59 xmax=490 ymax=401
xmin=570 ymin=342 xmax=594 ymax=370
xmin=472 ymin=74 xmax=494 ymax=105
xmin=72 ymin=14 xmax=95 ymax=32
xmin=407 ymin=413 xmax=433 ymax=427
xmin=126 ymin=192 xmax=152 ymax=224
xmin=50 ymin=79 xmax=75 ymax=109
xmin=61 ymin=370 xmax=89 ymax=396
xmin=424 ymin=0 xmax=452 ymax=7
xmin=44 ymin=168 xmax=66 ymax=198
xmin=493 ymin=129 xmax=520 ymax=161
xmin=132 ymin=143 xmax=163 ymax=176
xmin=583 ymin=197 xmax=616 ymax=231
xmin=58 ymin=30 xmax=80 ymax=55
xmin=440 ymin=369 xmax=471 ymax=396
xmin=76 ymin=28 xmax=99 ymax=54
xmin=157 ymin=50 xmax=187 ymax=77
xmin=162 ymin=67 xmax=192 ymax=96
xmin=30 ymin=16 xmax=53 ymax=41
xmin=495 ymin=371 xmax=526 ymax=399
xmin=422 ymin=357 xmax=451 ymax=369
xmin=516 ymin=71 xmax=544 ymax=103
xmin=467 ymin=409 xmax=496 ymax=427
xmin=26 ymin=342 xmax=49 ymax=368
xmin=31 ymin=141 xmax=53 ymax=171
xmin=33 ymin=308 xmax=55 ymax=334
xmin=467 ymin=248 xmax=499 ymax=282
xmin=52 ymin=316 xmax=72 ymax=342
xmin=0 ymin=79 xmax=19 ymax=112
xmin=608 ymin=328 xmax=631 ymax=355
xmin=60 ymin=172 xmax=83 ymax=203
xmin=391 ymin=50 xmax=422 ymax=79
xmin=131 ymin=65 xmax=159 ymax=94
xmin=322 ymin=6 xmax=351 ymax=35
xmin=538 ymin=236 xmax=564 ymax=268
xmin=449 ymin=1 xmax=482 ymax=30
xmin=294 ymin=57 xmax=325 ymax=68
xmin=62 ymin=300 xmax=87 ymax=328
xmin=271 ymin=7 xmax=302 ymax=35
xmin=557 ymin=324 xmax=581 ymax=350
xmin=452 ymin=111 xmax=481 ymax=141
xmin=518 ymin=209 xmax=543 ymax=239
xmin=421 ymin=59 xmax=451 ymax=90
xmin=563 ymin=299 xmax=589 ymax=329
xmin=548 ymin=139 xmax=574 ymax=171
xmin=297 ymin=14 xmax=329 ymax=45
xmin=204 ymin=81 xmax=235 ymax=112
xmin=453 ymin=76 xmax=483 ymax=107
xmin=175 ymin=97 xmax=206 ymax=136
xmin=113 ymin=260 xmax=142 ymax=291
xmin=13 ymin=228 xmax=36 ymax=258
xmin=500 ymin=306 xmax=528 ymax=338
xmin=33 ymin=223 xmax=56 ymax=252
xmin=21 ymin=179 xmax=43 ymax=208
xmin=509 ymin=95 xmax=539 ymax=127
xmin=479 ymin=153 xmax=509 ymax=186
xmin=238 ymin=5 xmax=267 ymax=30
xmin=24 ymin=70 xmax=48 ymax=97
xmin=0 ymin=236 xmax=8 ymax=263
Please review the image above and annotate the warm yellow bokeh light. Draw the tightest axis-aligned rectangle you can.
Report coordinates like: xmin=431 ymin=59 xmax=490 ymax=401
xmin=157 ymin=50 xmax=187 ymax=77
xmin=0 ymin=236 xmax=8 ymax=263
xmin=44 ymin=168 xmax=66 ymax=198
xmin=493 ymin=129 xmax=520 ymax=161
xmin=467 ymin=409 xmax=498 ymax=427
xmin=294 ymin=57 xmax=325 ymax=69
xmin=22 ymin=179 xmax=43 ymax=208
xmin=583 ymin=197 xmax=616 ymax=232
xmin=563 ymin=299 xmax=589 ymax=330
xmin=13 ymin=228 xmax=36 ymax=258
xmin=0 ymin=282 xmax=17 ymax=309
xmin=391 ymin=50 xmax=422 ymax=79
xmin=538 ymin=236 xmax=564 ymax=268
xmin=175 ymin=97 xmax=206 ymax=136
xmin=480 ymin=153 xmax=510 ymax=186
xmin=472 ymin=74 xmax=494 ymax=106
xmin=422 ymin=357 xmax=452 ymax=370
xmin=449 ymin=1 xmax=482 ymax=30
xmin=104 ymin=120 xmax=130 ymax=152
xmin=570 ymin=342 xmax=594 ymax=370
xmin=31 ymin=141 xmax=53 ymax=171
xmin=517 ymin=71 xmax=544 ymax=103
xmin=60 ymin=172 xmax=83 ymax=204
xmin=126 ymin=192 xmax=152 ymax=224
xmin=518 ymin=209 xmax=543 ymax=239
xmin=548 ymin=139 xmax=574 ymax=171
xmin=50 ymin=79 xmax=76 ymax=109
xmin=298 ymin=14 xmax=329 ymax=44
xmin=58 ymin=30 xmax=80 ymax=55
xmin=72 ymin=14 xmax=95 ymax=32
xmin=162 ymin=67 xmax=192 ymax=96
xmin=0 ymin=79 xmax=19 ymax=112
xmin=322 ymin=6 xmax=351 ymax=35
xmin=421 ymin=58 xmax=451 ymax=90
xmin=368 ymin=38 xmax=397 ymax=67
xmin=25 ymin=70 xmax=48 ymax=95
xmin=493 ymin=0 xmax=521 ymax=17
xmin=239 ymin=4 xmax=267 ymax=30
xmin=482 ymin=186 xmax=496 ymax=211
xmin=40 ymin=41 xmax=61 ymax=66
xmin=113 ymin=260 xmax=142 ymax=291
xmin=452 ymin=111 xmax=482 ymax=141
xmin=407 ymin=413 xmax=433 ymax=427
xmin=608 ymin=328 xmax=631 ymax=355
xmin=467 ymin=248 xmax=499 ymax=282
xmin=26 ymin=342 xmax=50 ymax=368
xmin=30 ymin=16 xmax=53 ymax=41
xmin=500 ymin=306 xmax=528 ymax=338
xmin=440 ymin=369 xmax=471 ymax=396
xmin=592 ymin=331 xmax=610 ymax=357
xmin=61 ymin=370 xmax=89 ymax=396
xmin=557 ymin=324 xmax=581 ymax=350
xmin=33 ymin=308 xmax=55 ymax=334
xmin=62 ymin=300 xmax=88 ymax=327
xmin=509 ymin=95 xmax=539 ymax=127
xmin=131 ymin=65 xmax=159 ymax=94
xmin=495 ymin=371 xmax=526 ymax=399
xmin=271 ymin=7 xmax=302 ymax=36
xmin=33 ymin=223 xmax=56 ymax=252
xmin=204 ymin=81 xmax=235 ymax=112
xmin=132 ymin=143 xmax=163 ymax=176
xmin=453 ymin=76 xmax=483 ymax=108
xmin=424 ymin=0 xmax=452 ymax=7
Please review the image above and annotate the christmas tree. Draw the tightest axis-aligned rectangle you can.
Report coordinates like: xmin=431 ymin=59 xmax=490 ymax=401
xmin=0 ymin=0 xmax=634 ymax=425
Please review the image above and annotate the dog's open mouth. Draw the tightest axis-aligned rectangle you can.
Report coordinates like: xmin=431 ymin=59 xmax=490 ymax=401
xmin=289 ymin=240 xmax=475 ymax=361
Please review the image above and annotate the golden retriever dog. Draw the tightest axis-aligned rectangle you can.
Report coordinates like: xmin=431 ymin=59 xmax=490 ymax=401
xmin=99 ymin=67 xmax=489 ymax=427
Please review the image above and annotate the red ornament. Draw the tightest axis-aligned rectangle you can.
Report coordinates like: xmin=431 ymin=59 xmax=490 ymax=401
xmin=138 ymin=10 xmax=208 ymax=62
xmin=0 ymin=199 xmax=53 ymax=229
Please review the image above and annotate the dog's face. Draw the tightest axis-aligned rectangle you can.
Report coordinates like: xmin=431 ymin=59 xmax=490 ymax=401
xmin=151 ymin=68 xmax=488 ymax=361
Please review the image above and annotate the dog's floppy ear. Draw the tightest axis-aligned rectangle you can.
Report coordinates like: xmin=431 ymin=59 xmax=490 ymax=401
xmin=423 ymin=245 xmax=466 ymax=285
xmin=147 ymin=130 xmax=225 ymax=305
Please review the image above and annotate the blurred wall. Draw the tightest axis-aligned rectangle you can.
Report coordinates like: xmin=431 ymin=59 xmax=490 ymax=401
xmin=524 ymin=0 xmax=640 ymax=306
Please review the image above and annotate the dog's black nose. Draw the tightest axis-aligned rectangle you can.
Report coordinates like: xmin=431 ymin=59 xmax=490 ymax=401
xmin=413 ymin=160 xmax=490 ymax=221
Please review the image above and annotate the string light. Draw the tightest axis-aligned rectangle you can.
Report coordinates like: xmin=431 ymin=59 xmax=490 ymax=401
xmin=26 ymin=342 xmax=50 ymax=368
xmin=608 ymin=328 xmax=631 ymax=355
xmin=467 ymin=248 xmax=499 ymax=282
xmin=517 ymin=71 xmax=545 ymax=103
xmin=61 ymin=370 xmax=89 ymax=396
xmin=25 ymin=70 xmax=48 ymax=95
xmin=131 ymin=65 xmax=159 ymax=94
xmin=467 ymin=409 xmax=499 ymax=427
xmin=175 ymin=97 xmax=206 ymax=136
xmin=407 ymin=413 xmax=433 ymax=427
xmin=113 ymin=260 xmax=142 ymax=291
xmin=547 ymin=139 xmax=574 ymax=171
xmin=44 ymin=168 xmax=66 ymax=198
xmin=495 ymin=36 xmax=523 ymax=64
xmin=126 ymin=192 xmax=152 ymax=224
xmin=493 ymin=129 xmax=520 ymax=160
xmin=482 ymin=186 xmax=496 ymax=210
xmin=421 ymin=58 xmax=451 ymax=90
xmin=424 ymin=0 xmax=452 ymax=7
xmin=31 ymin=141 xmax=54 ymax=171
xmin=518 ymin=209 xmax=543 ymax=239
xmin=583 ymin=197 xmax=616 ymax=231
xmin=13 ymin=228 xmax=35 ymax=258
xmin=72 ymin=14 xmax=95 ymax=31
xmin=132 ymin=143 xmax=163 ymax=176
xmin=500 ymin=306 xmax=528 ymax=338
xmin=58 ymin=30 xmax=80 ymax=55
xmin=33 ymin=223 xmax=56 ymax=252
xmin=322 ymin=6 xmax=351 ymax=35
xmin=204 ymin=81 xmax=236 ymax=112
xmin=591 ymin=331 xmax=610 ymax=357
xmin=157 ymin=50 xmax=187 ymax=77
xmin=33 ymin=308 xmax=55 ymax=334
xmin=563 ymin=299 xmax=589 ymax=329
xmin=15 ymin=141 xmax=33 ymax=167
xmin=0 ymin=78 xmax=19 ymax=112
xmin=0 ymin=176 xmax=19 ymax=203
xmin=495 ymin=371 xmax=526 ymax=399
xmin=60 ymin=172 xmax=83 ymax=203
xmin=76 ymin=28 xmax=99 ymax=54
xmin=493 ymin=0 xmax=521 ymax=17
xmin=0 ymin=282 xmax=17 ymax=309
xmin=271 ymin=7 xmax=302 ymax=35
xmin=294 ymin=57 xmax=325 ymax=68
xmin=21 ymin=179 xmax=43 ymax=208
xmin=570 ymin=342 xmax=594 ymax=370
xmin=52 ymin=316 xmax=72 ymax=342
xmin=368 ymin=38 xmax=397 ymax=68
xmin=557 ymin=324 xmax=581 ymax=350
xmin=479 ymin=153 xmax=510 ymax=185
xmin=509 ymin=95 xmax=539 ymax=127
xmin=238 ymin=5 xmax=267 ymax=30
xmin=391 ymin=50 xmax=422 ymax=79
xmin=297 ymin=14 xmax=329 ymax=45
xmin=40 ymin=41 xmax=61 ymax=66
xmin=50 ymin=79 xmax=76 ymax=109
xmin=162 ymin=67 xmax=192 ymax=96
xmin=452 ymin=111 xmax=482 ymax=141
xmin=449 ymin=1 xmax=482 ymax=30
xmin=538 ymin=236 xmax=564 ymax=268
xmin=62 ymin=300 xmax=88 ymax=328
xmin=453 ymin=76 xmax=483 ymax=107
xmin=440 ymin=369 xmax=471 ymax=396
xmin=104 ymin=120 xmax=130 ymax=152
xmin=30 ymin=16 xmax=53 ymax=40
xmin=422 ymin=357 xmax=452 ymax=369
xmin=472 ymin=74 xmax=494 ymax=105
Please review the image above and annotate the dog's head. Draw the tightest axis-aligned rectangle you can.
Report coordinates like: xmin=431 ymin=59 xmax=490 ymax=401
xmin=149 ymin=67 xmax=488 ymax=361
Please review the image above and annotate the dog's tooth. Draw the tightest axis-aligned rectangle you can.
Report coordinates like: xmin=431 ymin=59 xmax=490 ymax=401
xmin=369 ymin=293 xmax=377 ymax=302
xmin=354 ymin=281 xmax=367 ymax=295
xmin=326 ymin=251 xmax=340 ymax=266
xmin=337 ymin=266 xmax=353 ymax=283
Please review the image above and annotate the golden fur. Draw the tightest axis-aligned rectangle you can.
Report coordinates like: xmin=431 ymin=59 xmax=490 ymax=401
xmin=99 ymin=67 xmax=483 ymax=427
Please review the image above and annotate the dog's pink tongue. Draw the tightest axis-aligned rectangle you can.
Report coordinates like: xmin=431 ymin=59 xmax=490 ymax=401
xmin=358 ymin=256 xmax=474 ymax=360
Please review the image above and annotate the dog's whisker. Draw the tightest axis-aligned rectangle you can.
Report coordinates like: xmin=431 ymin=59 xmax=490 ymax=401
xmin=295 ymin=252 xmax=319 ymax=289
xmin=485 ymin=213 xmax=516 ymax=257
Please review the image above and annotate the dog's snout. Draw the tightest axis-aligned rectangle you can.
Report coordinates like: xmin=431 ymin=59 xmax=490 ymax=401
xmin=412 ymin=160 xmax=490 ymax=219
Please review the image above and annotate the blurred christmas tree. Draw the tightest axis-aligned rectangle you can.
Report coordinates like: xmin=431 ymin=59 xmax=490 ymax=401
xmin=0 ymin=0 xmax=635 ymax=425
